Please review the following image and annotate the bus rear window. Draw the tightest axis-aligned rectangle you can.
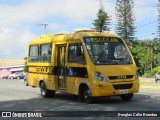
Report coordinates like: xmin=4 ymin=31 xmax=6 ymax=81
xmin=29 ymin=45 xmax=39 ymax=62
xmin=29 ymin=44 xmax=52 ymax=63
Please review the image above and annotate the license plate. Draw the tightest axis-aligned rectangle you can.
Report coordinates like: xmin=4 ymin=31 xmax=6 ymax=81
xmin=119 ymin=89 xmax=128 ymax=94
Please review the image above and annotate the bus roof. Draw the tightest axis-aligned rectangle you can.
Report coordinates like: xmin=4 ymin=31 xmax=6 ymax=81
xmin=29 ymin=30 xmax=120 ymax=45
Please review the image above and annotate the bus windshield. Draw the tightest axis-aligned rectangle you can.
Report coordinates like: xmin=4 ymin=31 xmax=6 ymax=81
xmin=84 ymin=37 xmax=133 ymax=65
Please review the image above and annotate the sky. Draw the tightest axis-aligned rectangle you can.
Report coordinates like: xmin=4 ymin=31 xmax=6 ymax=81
xmin=0 ymin=0 xmax=158 ymax=58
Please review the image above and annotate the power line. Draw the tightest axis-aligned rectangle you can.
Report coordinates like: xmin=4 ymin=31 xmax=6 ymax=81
xmin=136 ymin=21 xmax=157 ymax=28
xmin=136 ymin=31 xmax=156 ymax=39
xmin=136 ymin=5 xmax=157 ymax=8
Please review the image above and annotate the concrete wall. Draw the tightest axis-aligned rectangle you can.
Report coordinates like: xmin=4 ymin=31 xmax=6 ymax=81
xmin=0 ymin=58 xmax=25 ymax=66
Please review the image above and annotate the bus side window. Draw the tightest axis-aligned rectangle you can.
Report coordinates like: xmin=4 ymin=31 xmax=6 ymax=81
xmin=29 ymin=45 xmax=39 ymax=62
xmin=77 ymin=45 xmax=85 ymax=61
xmin=39 ymin=44 xmax=52 ymax=62
xmin=68 ymin=43 xmax=85 ymax=64
xmin=68 ymin=45 xmax=76 ymax=62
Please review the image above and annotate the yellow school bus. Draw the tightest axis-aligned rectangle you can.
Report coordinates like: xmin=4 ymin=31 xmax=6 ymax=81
xmin=27 ymin=29 xmax=139 ymax=103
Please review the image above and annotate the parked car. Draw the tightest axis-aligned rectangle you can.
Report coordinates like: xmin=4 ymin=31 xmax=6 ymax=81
xmin=1 ymin=75 xmax=9 ymax=79
xmin=155 ymin=70 xmax=160 ymax=83
xmin=8 ymin=72 xmax=25 ymax=79
xmin=24 ymin=74 xmax=28 ymax=86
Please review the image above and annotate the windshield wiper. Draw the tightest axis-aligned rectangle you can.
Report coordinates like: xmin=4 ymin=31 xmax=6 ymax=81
xmin=109 ymin=58 xmax=132 ymax=64
xmin=98 ymin=59 xmax=110 ymax=62
xmin=98 ymin=59 xmax=118 ymax=64
xmin=108 ymin=58 xmax=124 ymax=64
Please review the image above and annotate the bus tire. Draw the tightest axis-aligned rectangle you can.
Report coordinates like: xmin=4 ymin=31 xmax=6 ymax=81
xmin=24 ymin=79 xmax=28 ymax=86
xmin=40 ymin=82 xmax=55 ymax=98
xmin=82 ymin=86 xmax=94 ymax=103
xmin=120 ymin=93 xmax=133 ymax=101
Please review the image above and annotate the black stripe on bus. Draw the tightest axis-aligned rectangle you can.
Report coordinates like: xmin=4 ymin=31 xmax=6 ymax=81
xmin=66 ymin=67 xmax=88 ymax=78
xmin=27 ymin=66 xmax=58 ymax=75
xmin=27 ymin=66 xmax=88 ymax=78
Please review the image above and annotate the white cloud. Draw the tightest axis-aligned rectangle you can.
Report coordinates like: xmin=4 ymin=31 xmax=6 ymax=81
xmin=62 ymin=0 xmax=98 ymax=22
xmin=0 ymin=0 xmax=158 ymax=58
xmin=0 ymin=0 xmax=58 ymax=26
xmin=0 ymin=0 xmax=116 ymax=26
xmin=0 ymin=0 xmax=157 ymax=25
xmin=134 ymin=0 xmax=157 ymax=22
xmin=0 ymin=27 xmax=35 ymax=58
xmin=0 ymin=0 xmax=115 ymax=58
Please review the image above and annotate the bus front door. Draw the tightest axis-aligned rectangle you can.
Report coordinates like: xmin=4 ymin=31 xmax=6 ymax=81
xmin=57 ymin=45 xmax=67 ymax=90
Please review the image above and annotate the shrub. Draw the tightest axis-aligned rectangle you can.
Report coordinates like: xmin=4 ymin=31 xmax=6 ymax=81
xmin=144 ymin=66 xmax=160 ymax=77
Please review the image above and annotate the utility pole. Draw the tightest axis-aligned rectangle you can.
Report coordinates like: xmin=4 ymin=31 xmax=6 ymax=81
xmin=37 ymin=24 xmax=48 ymax=34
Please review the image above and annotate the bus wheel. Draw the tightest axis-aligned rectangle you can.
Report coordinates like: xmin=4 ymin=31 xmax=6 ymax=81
xmin=24 ymin=79 xmax=28 ymax=86
xmin=120 ymin=93 xmax=133 ymax=101
xmin=40 ymin=82 xmax=55 ymax=98
xmin=83 ymin=86 xmax=93 ymax=103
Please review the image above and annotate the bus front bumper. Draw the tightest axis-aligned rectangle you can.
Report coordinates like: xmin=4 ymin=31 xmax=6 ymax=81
xmin=92 ymin=80 xmax=139 ymax=97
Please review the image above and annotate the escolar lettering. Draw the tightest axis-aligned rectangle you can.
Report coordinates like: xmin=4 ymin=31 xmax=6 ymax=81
xmin=28 ymin=67 xmax=36 ymax=72
xmin=36 ymin=67 xmax=52 ymax=74
xmin=90 ymin=37 xmax=118 ymax=42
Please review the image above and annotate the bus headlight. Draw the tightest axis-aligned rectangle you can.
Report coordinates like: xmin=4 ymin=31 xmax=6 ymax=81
xmin=94 ymin=72 xmax=107 ymax=82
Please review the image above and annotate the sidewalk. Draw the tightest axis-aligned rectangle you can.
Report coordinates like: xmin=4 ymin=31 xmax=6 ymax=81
xmin=139 ymin=77 xmax=160 ymax=90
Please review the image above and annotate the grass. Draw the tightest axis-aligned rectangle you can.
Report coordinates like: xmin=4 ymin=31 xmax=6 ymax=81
xmin=139 ymin=78 xmax=160 ymax=90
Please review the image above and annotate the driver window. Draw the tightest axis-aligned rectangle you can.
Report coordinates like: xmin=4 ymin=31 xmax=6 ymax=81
xmin=114 ymin=44 xmax=127 ymax=59
xmin=68 ymin=43 xmax=85 ymax=63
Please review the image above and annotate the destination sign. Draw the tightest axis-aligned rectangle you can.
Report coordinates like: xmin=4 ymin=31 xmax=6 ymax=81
xmin=84 ymin=37 xmax=119 ymax=43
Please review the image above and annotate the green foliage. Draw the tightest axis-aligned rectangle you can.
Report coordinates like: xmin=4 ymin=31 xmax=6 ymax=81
xmin=93 ymin=5 xmax=111 ymax=32
xmin=115 ymin=0 xmax=135 ymax=45
xmin=155 ymin=53 xmax=160 ymax=65
xmin=23 ymin=57 xmax=28 ymax=72
xmin=92 ymin=0 xmax=160 ymax=77
xmin=131 ymin=38 xmax=160 ymax=76
xmin=144 ymin=66 xmax=160 ymax=77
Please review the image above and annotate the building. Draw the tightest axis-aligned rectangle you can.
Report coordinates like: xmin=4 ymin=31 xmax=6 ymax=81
xmin=0 ymin=58 xmax=25 ymax=78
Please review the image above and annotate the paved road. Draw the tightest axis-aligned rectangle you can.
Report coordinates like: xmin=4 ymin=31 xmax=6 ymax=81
xmin=0 ymin=79 xmax=160 ymax=120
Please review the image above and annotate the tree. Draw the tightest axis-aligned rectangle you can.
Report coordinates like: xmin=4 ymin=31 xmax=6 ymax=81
xmin=23 ymin=57 xmax=28 ymax=72
xmin=132 ymin=40 xmax=149 ymax=75
xmin=115 ymin=0 xmax=135 ymax=45
xmin=93 ymin=3 xmax=111 ymax=32
xmin=153 ymin=38 xmax=160 ymax=66
xmin=132 ymin=38 xmax=160 ymax=76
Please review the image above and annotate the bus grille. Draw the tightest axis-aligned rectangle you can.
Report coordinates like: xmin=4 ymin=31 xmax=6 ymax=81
xmin=113 ymin=84 xmax=133 ymax=90
xmin=108 ymin=75 xmax=134 ymax=80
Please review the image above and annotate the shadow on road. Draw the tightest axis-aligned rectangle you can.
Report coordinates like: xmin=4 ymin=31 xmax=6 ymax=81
xmin=0 ymin=92 xmax=160 ymax=120
xmin=0 ymin=92 xmax=154 ymax=111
